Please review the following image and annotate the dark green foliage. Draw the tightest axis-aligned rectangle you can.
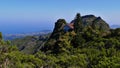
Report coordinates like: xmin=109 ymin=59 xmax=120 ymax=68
xmin=111 ymin=28 xmax=120 ymax=37
xmin=74 ymin=13 xmax=83 ymax=33
xmin=71 ymin=34 xmax=85 ymax=48
xmin=0 ymin=33 xmax=43 ymax=68
xmin=0 ymin=32 xmax=2 ymax=40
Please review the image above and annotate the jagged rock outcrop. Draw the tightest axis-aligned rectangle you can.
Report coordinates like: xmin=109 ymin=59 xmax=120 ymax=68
xmin=81 ymin=15 xmax=110 ymax=31
xmin=50 ymin=19 xmax=66 ymax=40
xmin=92 ymin=17 xmax=110 ymax=31
xmin=42 ymin=13 xmax=111 ymax=53
xmin=82 ymin=15 xmax=97 ymax=26
xmin=41 ymin=19 xmax=67 ymax=53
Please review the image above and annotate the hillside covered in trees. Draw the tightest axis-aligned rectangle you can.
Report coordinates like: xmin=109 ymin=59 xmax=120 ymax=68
xmin=0 ymin=13 xmax=120 ymax=68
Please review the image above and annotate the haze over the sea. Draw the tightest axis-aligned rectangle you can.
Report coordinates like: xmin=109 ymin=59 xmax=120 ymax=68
xmin=0 ymin=0 xmax=120 ymax=34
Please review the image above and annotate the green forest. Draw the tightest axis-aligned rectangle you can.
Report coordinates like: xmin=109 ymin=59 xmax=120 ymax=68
xmin=0 ymin=13 xmax=120 ymax=68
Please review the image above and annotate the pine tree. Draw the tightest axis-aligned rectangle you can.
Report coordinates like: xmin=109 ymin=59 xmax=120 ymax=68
xmin=74 ymin=13 xmax=83 ymax=33
xmin=0 ymin=32 xmax=2 ymax=40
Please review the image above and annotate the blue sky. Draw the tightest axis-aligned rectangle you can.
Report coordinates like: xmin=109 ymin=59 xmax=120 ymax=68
xmin=0 ymin=0 xmax=120 ymax=34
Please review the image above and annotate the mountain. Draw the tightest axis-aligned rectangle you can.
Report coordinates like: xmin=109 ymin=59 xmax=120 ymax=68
xmin=8 ymin=13 xmax=120 ymax=68
xmin=111 ymin=25 xmax=120 ymax=28
xmin=12 ymin=14 xmax=111 ymax=54
xmin=41 ymin=13 xmax=111 ymax=53
xmin=38 ymin=13 xmax=120 ymax=67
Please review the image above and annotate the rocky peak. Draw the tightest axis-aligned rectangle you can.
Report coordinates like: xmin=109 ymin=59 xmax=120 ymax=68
xmin=42 ymin=13 xmax=111 ymax=53
xmin=46 ymin=13 xmax=110 ymax=42
xmin=53 ymin=19 xmax=66 ymax=33
xmin=82 ymin=15 xmax=96 ymax=18
xmin=82 ymin=15 xmax=97 ymax=26
xmin=50 ymin=19 xmax=66 ymax=39
xmin=92 ymin=17 xmax=110 ymax=31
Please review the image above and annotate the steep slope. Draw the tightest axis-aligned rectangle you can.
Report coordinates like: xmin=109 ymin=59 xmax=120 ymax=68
xmin=12 ymin=33 xmax=51 ymax=54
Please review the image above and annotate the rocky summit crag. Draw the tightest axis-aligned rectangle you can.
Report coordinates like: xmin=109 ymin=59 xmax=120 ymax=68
xmin=41 ymin=13 xmax=111 ymax=53
xmin=51 ymin=13 xmax=110 ymax=39
xmin=12 ymin=13 xmax=112 ymax=54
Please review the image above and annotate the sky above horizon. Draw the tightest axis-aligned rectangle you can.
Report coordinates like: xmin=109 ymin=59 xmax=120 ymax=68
xmin=0 ymin=0 xmax=120 ymax=34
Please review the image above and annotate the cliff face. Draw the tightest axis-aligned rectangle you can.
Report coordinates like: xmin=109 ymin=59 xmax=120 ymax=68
xmin=92 ymin=17 xmax=110 ymax=31
xmin=50 ymin=19 xmax=66 ymax=40
xmin=82 ymin=15 xmax=110 ymax=31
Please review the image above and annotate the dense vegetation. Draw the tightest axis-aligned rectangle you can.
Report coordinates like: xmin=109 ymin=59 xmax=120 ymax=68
xmin=0 ymin=13 xmax=120 ymax=68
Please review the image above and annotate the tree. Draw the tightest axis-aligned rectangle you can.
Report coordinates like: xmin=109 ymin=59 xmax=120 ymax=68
xmin=0 ymin=32 xmax=2 ymax=40
xmin=71 ymin=34 xmax=85 ymax=48
xmin=74 ymin=13 xmax=83 ymax=33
